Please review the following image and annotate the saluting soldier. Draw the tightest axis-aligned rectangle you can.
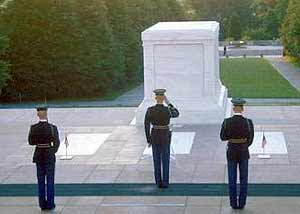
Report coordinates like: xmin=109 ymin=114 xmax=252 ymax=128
xmin=28 ymin=105 xmax=60 ymax=211
xmin=144 ymin=89 xmax=179 ymax=188
xmin=220 ymin=98 xmax=254 ymax=209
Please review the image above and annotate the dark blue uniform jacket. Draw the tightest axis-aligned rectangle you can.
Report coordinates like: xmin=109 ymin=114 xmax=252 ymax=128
xmin=144 ymin=104 xmax=179 ymax=144
xmin=28 ymin=121 xmax=60 ymax=163
xmin=220 ymin=115 xmax=254 ymax=161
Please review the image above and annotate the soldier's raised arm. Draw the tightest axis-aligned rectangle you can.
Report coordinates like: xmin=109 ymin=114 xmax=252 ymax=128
xmin=168 ymin=103 xmax=179 ymax=118
xmin=165 ymin=96 xmax=179 ymax=118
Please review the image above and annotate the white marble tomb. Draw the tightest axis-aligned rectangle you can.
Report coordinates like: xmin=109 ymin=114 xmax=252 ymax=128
xmin=135 ymin=21 xmax=229 ymax=125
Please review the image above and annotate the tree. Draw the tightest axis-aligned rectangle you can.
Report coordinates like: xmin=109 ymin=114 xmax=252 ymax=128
xmin=0 ymin=35 xmax=9 ymax=94
xmin=228 ymin=13 xmax=242 ymax=40
xmin=184 ymin=0 xmax=254 ymax=40
xmin=275 ymin=0 xmax=289 ymax=21
xmin=105 ymin=0 xmax=186 ymax=83
xmin=281 ymin=0 xmax=300 ymax=57
xmin=248 ymin=0 xmax=289 ymax=39
xmin=0 ymin=0 xmax=125 ymax=101
xmin=127 ymin=0 xmax=186 ymax=34
xmin=104 ymin=0 xmax=141 ymax=83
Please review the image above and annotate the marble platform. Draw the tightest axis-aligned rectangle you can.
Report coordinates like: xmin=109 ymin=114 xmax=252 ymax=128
xmin=142 ymin=132 xmax=196 ymax=157
xmin=250 ymin=132 xmax=288 ymax=155
xmin=1 ymin=106 xmax=300 ymax=213
xmin=57 ymin=133 xmax=111 ymax=156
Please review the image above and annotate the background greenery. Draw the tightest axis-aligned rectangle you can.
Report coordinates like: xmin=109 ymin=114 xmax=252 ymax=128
xmin=0 ymin=0 xmax=185 ymax=102
xmin=184 ymin=0 xmax=300 ymax=62
xmin=2 ymin=0 xmax=129 ymax=101
xmin=184 ymin=0 xmax=289 ymax=41
xmin=220 ymin=58 xmax=300 ymax=98
xmin=281 ymin=0 xmax=300 ymax=60
xmin=0 ymin=0 xmax=299 ymax=102
xmin=0 ymin=35 xmax=9 ymax=95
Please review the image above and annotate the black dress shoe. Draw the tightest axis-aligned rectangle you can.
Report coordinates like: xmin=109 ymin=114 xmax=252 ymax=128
xmin=47 ymin=204 xmax=56 ymax=210
xmin=158 ymin=183 xmax=168 ymax=189
xmin=231 ymin=206 xmax=239 ymax=209
xmin=161 ymin=185 xmax=168 ymax=189
xmin=238 ymin=205 xmax=245 ymax=209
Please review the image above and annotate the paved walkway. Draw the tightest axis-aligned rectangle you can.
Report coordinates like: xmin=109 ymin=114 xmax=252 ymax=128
xmin=1 ymin=106 xmax=300 ymax=213
xmin=245 ymin=98 xmax=300 ymax=105
xmin=218 ymin=45 xmax=283 ymax=57
xmin=2 ymin=196 xmax=300 ymax=214
xmin=0 ymin=85 xmax=144 ymax=109
xmin=266 ymin=57 xmax=300 ymax=91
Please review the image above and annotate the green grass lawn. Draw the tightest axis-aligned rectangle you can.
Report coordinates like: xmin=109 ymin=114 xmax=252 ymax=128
xmin=220 ymin=58 xmax=300 ymax=98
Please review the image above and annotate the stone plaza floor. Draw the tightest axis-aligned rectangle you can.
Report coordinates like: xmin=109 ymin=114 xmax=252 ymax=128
xmin=1 ymin=106 xmax=300 ymax=213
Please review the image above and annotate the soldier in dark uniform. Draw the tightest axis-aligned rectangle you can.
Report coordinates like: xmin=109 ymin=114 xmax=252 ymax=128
xmin=144 ymin=89 xmax=179 ymax=188
xmin=220 ymin=98 xmax=254 ymax=209
xmin=28 ymin=105 xmax=60 ymax=211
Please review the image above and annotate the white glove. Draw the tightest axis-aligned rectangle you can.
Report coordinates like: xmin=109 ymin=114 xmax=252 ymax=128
xmin=164 ymin=96 xmax=171 ymax=105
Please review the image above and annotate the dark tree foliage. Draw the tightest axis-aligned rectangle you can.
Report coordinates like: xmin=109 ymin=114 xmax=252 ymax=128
xmin=0 ymin=35 xmax=9 ymax=94
xmin=184 ymin=0 xmax=255 ymax=40
xmin=0 ymin=0 xmax=186 ymax=102
xmin=0 ymin=0 xmax=125 ymax=101
xmin=281 ymin=0 xmax=300 ymax=57
xmin=126 ymin=0 xmax=186 ymax=34
xmin=184 ymin=0 xmax=290 ymax=40
xmin=104 ymin=0 xmax=141 ymax=83
xmin=228 ymin=13 xmax=242 ymax=40
xmin=246 ymin=0 xmax=289 ymax=39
